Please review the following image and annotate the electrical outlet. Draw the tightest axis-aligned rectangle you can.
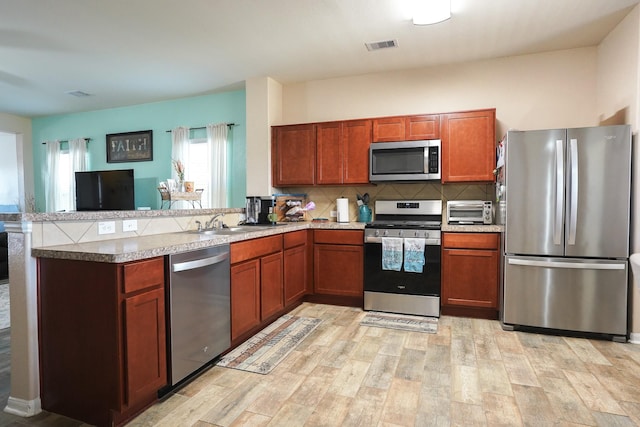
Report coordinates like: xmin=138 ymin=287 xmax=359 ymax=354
xmin=98 ymin=221 xmax=116 ymax=235
xmin=330 ymin=210 xmax=337 ymax=218
xmin=122 ymin=219 xmax=137 ymax=232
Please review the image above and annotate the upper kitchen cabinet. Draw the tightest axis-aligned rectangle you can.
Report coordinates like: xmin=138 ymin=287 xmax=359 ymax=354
xmin=274 ymin=119 xmax=372 ymax=186
xmin=440 ymin=109 xmax=496 ymax=183
xmin=372 ymin=115 xmax=440 ymax=142
xmin=316 ymin=122 xmax=343 ymax=185
xmin=317 ymin=119 xmax=372 ymax=185
xmin=272 ymin=124 xmax=316 ymax=186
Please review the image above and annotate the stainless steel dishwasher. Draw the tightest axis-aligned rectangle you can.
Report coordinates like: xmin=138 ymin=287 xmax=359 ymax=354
xmin=167 ymin=244 xmax=230 ymax=386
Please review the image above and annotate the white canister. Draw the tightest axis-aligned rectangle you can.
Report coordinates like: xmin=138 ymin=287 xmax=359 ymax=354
xmin=336 ymin=198 xmax=349 ymax=223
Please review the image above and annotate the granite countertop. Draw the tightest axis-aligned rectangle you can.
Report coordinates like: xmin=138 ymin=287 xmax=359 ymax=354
xmin=0 ymin=207 xmax=242 ymax=222
xmin=31 ymin=221 xmax=366 ymax=263
xmin=441 ymin=223 xmax=504 ymax=233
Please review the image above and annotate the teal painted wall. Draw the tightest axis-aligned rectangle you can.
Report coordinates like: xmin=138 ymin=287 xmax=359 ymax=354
xmin=32 ymin=90 xmax=246 ymax=211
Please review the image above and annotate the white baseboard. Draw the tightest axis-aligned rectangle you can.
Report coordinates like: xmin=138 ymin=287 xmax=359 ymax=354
xmin=4 ymin=396 xmax=42 ymax=417
xmin=629 ymin=332 xmax=640 ymax=345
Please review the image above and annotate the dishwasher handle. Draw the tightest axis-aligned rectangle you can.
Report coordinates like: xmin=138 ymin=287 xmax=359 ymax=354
xmin=172 ymin=252 xmax=229 ymax=272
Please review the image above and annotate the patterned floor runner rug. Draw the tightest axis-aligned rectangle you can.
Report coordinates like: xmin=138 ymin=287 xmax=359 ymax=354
xmin=216 ymin=314 xmax=322 ymax=374
xmin=360 ymin=311 xmax=438 ymax=333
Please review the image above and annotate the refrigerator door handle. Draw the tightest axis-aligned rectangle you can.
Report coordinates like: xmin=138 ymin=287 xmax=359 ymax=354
xmin=568 ymin=138 xmax=578 ymax=245
xmin=554 ymin=139 xmax=564 ymax=245
xmin=508 ymin=258 xmax=625 ymax=270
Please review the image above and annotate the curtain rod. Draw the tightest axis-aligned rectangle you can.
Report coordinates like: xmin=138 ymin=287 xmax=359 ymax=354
xmin=165 ymin=123 xmax=236 ymax=133
xmin=41 ymin=138 xmax=92 ymax=145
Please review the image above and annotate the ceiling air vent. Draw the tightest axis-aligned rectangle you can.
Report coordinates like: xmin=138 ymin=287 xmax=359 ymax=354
xmin=65 ymin=90 xmax=93 ymax=97
xmin=365 ymin=39 xmax=398 ymax=51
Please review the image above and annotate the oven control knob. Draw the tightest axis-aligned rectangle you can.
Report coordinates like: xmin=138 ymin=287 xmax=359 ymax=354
xmin=383 ymin=230 xmax=389 ymax=237
xmin=399 ymin=230 xmax=404 ymax=237
xmin=414 ymin=231 xmax=419 ymax=237
xmin=425 ymin=232 xmax=429 ymax=239
xmin=375 ymin=230 xmax=380 ymax=237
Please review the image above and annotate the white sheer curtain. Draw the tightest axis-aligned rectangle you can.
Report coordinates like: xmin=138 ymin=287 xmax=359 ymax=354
xmin=171 ymin=126 xmax=190 ymax=184
xmin=68 ymin=138 xmax=88 ymax=211
xmin=45 ymin=140 xmax=61 ymax=212
xmin=206 ymin=123 xmax=228 ymax=208
xmin=45 ymin=138 xmax=88 ymax=212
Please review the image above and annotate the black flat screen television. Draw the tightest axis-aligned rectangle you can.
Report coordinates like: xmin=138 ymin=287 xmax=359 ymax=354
xmin=75 ymin=169 xmax=135 ymax=211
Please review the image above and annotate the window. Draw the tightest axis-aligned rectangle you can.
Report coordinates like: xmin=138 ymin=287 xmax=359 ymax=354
xmin=187 ymin=137 xmax=212 ymax=208
xmin=56 ymin=147 xmax=72 ymax=210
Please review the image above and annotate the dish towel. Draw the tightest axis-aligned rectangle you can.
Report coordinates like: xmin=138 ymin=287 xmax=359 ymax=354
xmin=382 ymin=237 xmax=403 ymax=271
xmin=403 ymin=238 xmax=426 ymax=273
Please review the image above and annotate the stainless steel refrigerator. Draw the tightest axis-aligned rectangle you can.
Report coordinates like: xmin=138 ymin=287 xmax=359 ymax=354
xmin=500 ymin=125 xmax=631 ymax=341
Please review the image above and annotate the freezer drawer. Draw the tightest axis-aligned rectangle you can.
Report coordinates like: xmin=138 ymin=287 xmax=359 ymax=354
xmin=503 ymin=255 xmax=628 ymax=337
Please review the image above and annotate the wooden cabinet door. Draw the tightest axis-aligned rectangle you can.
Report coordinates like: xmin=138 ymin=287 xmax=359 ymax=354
xmin=123 ymin=287 xmax=167 ymax=405
xmin=343 ymin=119 xmax=372 ymax=184
xmin=272 ymin=124 xmax=316 ymax=186
xmin=284 ymin=244 xmax=307 ymax=306
xmin=441 ymin=248 xmax=499 ymax=309
xmin=230 ymin=259 xmax=261 ymax=341
xmin=440 ymin=109 xmax=496 ymax=183
xmin=260 ymin=251 xmax=283 ymax=320
xmin=316 ymin=121 xmax=343 ymax=184
xmin=372 ymin=116 xmax=405 ymax=142
xmin=314 ymin=244 xmax=363 ymax=297
xmin=406 ymin=114 xmax=440 ymax=140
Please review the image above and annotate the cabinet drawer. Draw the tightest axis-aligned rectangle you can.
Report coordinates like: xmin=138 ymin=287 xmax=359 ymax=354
xmin=231 ymin=235 xmax=283 ymax=264
xmin=283 ymin=230 xmax=307 ymax=249
xmin=314 ymin=229 xmax=363 ymax=245
xmin=122 ymin=257 xmax=165 ymax=294
xmin=443 ymin=232 xmax=499 ymax=250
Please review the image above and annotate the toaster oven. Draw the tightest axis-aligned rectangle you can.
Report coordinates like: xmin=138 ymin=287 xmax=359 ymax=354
xmin=447 ymin=200 xmax=493 ymax=224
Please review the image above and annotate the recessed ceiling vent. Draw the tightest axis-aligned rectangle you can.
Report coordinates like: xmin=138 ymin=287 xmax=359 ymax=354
xmin=365 ymin=39 xmax=398 ymax=51
xmin=65 ymin=90 xmax=93 ymax=97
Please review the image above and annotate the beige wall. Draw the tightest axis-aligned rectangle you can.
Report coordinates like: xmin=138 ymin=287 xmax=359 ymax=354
xmin=245 ymin=77 xmax=282 ymax=197
xmin=597 ymin=4 xmax=640 ymax=340
xmin=281 ymin=47 xmax=599 ymax=133
xmin=0 ymin=113 xmax=33 ymax=212
xmin=273 ymin=38 xmax=640 ymax=340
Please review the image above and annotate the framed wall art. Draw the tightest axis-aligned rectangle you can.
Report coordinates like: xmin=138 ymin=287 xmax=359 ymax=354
xmin=106 ymin=130 xmax=153 ymax=163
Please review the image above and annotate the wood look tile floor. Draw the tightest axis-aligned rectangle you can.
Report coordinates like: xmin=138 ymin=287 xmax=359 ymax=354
xmin=128 ymin=303 xmax=640 ymax=427
xmin=1 ymin=303 xmax=640 ymax=426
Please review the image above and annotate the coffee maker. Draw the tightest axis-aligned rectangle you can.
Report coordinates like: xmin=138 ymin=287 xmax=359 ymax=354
xmin=245 ymin=196 xmax=275 ymax=224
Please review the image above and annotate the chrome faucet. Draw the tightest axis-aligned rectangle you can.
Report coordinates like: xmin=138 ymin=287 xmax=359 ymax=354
xmin=204 ymin=213 xmax=225 ymax=230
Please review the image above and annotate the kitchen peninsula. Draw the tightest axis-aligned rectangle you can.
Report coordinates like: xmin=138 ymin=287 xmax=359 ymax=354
xmin=0 ymin=208 xmax=367 ymax=425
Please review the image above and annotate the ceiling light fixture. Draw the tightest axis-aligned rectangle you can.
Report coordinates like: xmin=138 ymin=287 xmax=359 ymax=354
xmin=412 ymin=0 xmax=451 ymax=25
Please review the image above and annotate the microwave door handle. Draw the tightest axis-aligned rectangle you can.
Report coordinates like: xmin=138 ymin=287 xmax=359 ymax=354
xmin=423 ymin=147 xmax=428 ymax=173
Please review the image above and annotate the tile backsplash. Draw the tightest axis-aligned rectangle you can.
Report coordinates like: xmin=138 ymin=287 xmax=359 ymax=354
xmin=280 ymin=182 xmax=494 ymax=222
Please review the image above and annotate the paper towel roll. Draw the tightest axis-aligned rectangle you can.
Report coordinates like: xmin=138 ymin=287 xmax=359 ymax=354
xmin=336 ymin=198 xmax=349 ymax=223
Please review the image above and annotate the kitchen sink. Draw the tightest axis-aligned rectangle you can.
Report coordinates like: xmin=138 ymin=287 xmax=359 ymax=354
xmin=185 ymin=225 xmax=275 ymax=235
xmin=186 ymin=227 xmax=245 ymax=235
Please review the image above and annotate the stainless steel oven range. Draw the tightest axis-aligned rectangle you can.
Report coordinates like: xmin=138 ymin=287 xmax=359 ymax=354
xmin=364 ymin=199 xmax=442 ymax=317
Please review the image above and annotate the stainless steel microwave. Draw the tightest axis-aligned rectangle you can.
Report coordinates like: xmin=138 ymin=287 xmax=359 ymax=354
xmin=369 ymin=140 xmax=441 ymax=182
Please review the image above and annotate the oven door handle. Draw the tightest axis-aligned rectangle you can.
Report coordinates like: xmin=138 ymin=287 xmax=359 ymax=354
xmin=365 ymin=236 xmax=440 ymax=245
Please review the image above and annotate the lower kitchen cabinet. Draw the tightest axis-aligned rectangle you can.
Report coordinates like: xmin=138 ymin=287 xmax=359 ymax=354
xmin=230 ymin=234 xmax=284 ymax=343
xmin=38 ymin=256 xmax=166 ymax=427
xmin=283 ymin=230 xmax=310 ymax=306
xmin=260 ymin=251 xmax=284 ymax=319
xmin=441 ymin=232 xmax=500 ymax=319
xmin=313 ymin=229 xmax=364 ymax=305
xmin=230 ymin=258 xmax=261 ymax=341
